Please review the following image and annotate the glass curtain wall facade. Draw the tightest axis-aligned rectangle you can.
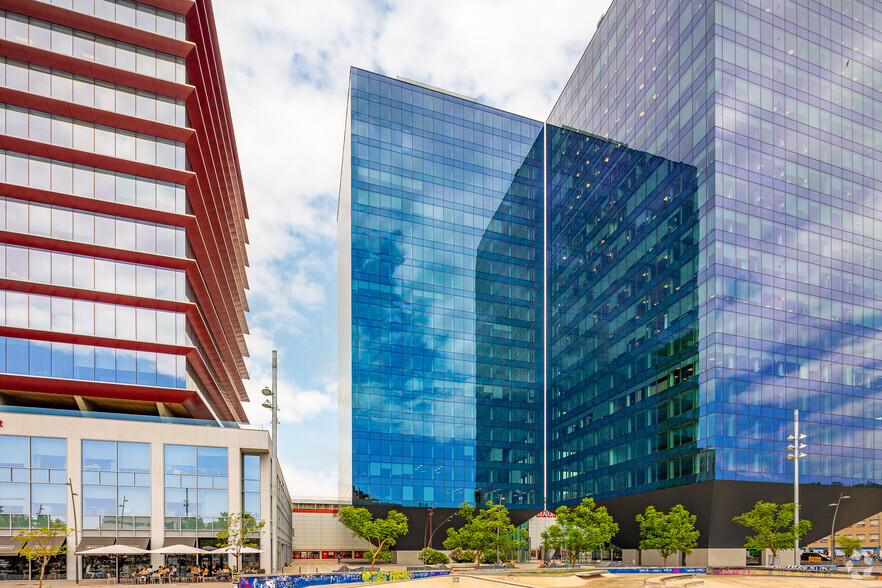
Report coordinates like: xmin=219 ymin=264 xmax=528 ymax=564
xmin=341 ymin=0 xmax=882 ymax=552
xmin=340 ymin=69 xmax=545 ymax=508
xmin=550 ymin=0 xmax=882 ymax=497
xmin=546 ymin=127 xmax=701 ymax=503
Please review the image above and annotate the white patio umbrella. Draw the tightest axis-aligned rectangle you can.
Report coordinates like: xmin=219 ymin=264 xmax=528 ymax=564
xmin=77 ymin=544 xmax=151 ymax=581
xmin=151 ymin=544 xmax=212 ymax=555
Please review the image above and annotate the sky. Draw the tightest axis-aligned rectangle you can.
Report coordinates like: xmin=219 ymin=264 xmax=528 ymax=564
xmin=212 ymin=0 xmax=610 ymax=499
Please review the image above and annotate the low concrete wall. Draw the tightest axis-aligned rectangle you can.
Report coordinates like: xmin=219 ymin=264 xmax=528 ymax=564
xmin=685 ymin=548 xmax=746 ymax=567
xmin=621 ymin=549 xmax=638 ymax=565
xmin=392 ymin=551 xmax=423 ymax=565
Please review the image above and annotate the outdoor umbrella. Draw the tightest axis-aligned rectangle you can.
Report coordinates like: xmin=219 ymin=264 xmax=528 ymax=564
xmin=215 ymin=545 xmax=265 ymax=572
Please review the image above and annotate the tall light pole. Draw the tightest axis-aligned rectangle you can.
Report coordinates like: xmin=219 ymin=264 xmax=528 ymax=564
xmin=66 ymin=478 xmax=78 ymax=584
xmin=828 ymin=492 xmax=850 ymax=560
xmin=262 ymin=350 xmax=278 ymax=574
xmin=786 ymin=409 xmax=806 ymax=566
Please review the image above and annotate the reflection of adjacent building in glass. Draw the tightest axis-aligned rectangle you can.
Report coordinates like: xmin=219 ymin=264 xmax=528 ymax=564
xmin=0 ymin=0 xmax=290 ymax=579
xmin=340 ymin=0 xmax=882 ymax=564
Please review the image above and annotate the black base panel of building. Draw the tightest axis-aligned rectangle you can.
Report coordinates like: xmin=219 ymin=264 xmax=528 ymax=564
xmin=590 ymin=480 xmax=882 ymax=549
xmin=361 ymin=504 xmax=539 ymax=551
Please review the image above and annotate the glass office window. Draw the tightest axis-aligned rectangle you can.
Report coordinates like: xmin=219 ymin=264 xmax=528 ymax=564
xmin=0 ymin=245 xmax=187 ymax=302
xmin=0 ymin=104 xmax=185 ymax=170
xmin=0 ymin=10 xmax=185 ymax=83
xmin=241 ymin=454 xmax=260 ymax=517
xmin=0 ymin=336 xmax=187 ymax=388
xmin=0 ymin=151 xmax=186 ymax=214
xmin=81 ymin=440 xmax=150 ymax=530
xmin=35 ymin=0 xmax=186 ymax=40
xmin=0 ymin=435 xmax=66 ymax=530
xmin=164 ymin=445 xmax=228 ymax=531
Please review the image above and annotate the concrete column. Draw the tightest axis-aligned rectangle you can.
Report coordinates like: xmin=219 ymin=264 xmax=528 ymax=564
xmin=150 ymin=441 xmax=165 ymax=568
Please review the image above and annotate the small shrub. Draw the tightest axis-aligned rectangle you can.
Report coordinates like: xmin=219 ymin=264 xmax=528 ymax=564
xmin=418 ymin=547 xmax=450 ymax=565
xmin=480 ymin=551 xmax=500 ymax=564
xmin=449 ymin=547 xmax=476 ymax=563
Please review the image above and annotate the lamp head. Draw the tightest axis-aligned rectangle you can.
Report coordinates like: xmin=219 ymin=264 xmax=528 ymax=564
xmin=261 ymin=387 xmax=273 ymax=397
xmin=261 ymin=400 xmax=273 ymax=410
xmin=786 ymin=454 xmax=795 ymax=461
xmin=828 ymin=503 xmax=838 ymax=507
xmin=843 ymin=495 xmax=851 ymax=499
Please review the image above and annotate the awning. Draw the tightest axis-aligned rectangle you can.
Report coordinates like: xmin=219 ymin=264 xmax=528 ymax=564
xmin=163 ymin=537 xmax=196 ymax=548
xmin=115 ymin=537 xmax=149 ymax=549
xmin=76 ymin=537 xmax=114 ymax=552
xmin=33 ymin=537 xmax=66 ymax=550
xmin=0 ymin=536 xmax=25 ymax=554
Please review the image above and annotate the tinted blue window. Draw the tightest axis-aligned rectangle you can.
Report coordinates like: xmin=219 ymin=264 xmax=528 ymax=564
xmin=83 ymin=440 xmax=116 ymax=471
xmin=31 ymin=438 xmax=65 ymax=469
xmin=7 ymin=337 xmax=27 ymax=374
xmin=196 ymin=447 xmax=227 ymax=476
xmin=0 ymin=437 xmax=28 ymax=468
xmin=118 ymin=442 xmax=150 ymax=473
xmin=164 ymin=445 xmax=196 ymax=475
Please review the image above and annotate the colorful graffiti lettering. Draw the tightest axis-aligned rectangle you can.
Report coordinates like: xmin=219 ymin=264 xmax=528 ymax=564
xmin=361 ymin=571 xmax=413 ymax=583
xmin=240 ymin=570 xmax=448 ymax=588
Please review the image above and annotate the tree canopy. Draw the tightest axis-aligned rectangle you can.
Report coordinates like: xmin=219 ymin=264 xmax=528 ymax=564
xmin=732 ymin=501 xmax=811 ymax=560
xmin=540 ymin=498 xmax=618 ymax=566
xmin=443 ymin=502 xmax=527 ymax=568
xmin=636 ymin=505 xmax=700 ymax=566
xmin=835 ymin=535 xmax=862 ymax=559
xmin=338 ymin=506 xmax=409 ymax=571
xmin=215 ymin=511 xmax=265 ymax=572
xmin=17 ymin=522 xmax=68 ymax=588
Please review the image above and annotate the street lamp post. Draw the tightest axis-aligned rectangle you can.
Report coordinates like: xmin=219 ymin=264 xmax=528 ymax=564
xmin=785 ymin=409 xmax=807 ymax=567
xmin=262 ymin=350 xmax=279 ymax=574
xmin=828 ymin=492 xmax=850 ymax=560
xmin=66 ymin=478 xmax=78 ymax=584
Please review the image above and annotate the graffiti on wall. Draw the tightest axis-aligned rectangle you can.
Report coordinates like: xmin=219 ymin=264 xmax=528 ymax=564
xmin=240 ymin=570 xmax=449 ymax=588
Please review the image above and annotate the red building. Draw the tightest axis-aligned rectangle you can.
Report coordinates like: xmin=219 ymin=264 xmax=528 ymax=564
xmin=0 ymin=0 xmax=250 ymax=423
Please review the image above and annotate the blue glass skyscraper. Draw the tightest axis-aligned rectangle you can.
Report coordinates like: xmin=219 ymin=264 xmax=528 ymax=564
xmin=338 ymin=70 xmax=545 ymax=510
xmin=339 ymin=0 xmax=882 ymax=563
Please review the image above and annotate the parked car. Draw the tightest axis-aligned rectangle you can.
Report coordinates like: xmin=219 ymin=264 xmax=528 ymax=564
xmin=801 ymin=552 xmax=832 ymax=563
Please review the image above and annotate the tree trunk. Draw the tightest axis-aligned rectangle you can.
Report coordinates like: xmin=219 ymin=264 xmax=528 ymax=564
xmin=38 ymin=557 xmax=48 ymax=588
xmin=662 ymin=555 xmax=668 ymax=566
xmin=475 ymin=551 xmax=481 ymax=569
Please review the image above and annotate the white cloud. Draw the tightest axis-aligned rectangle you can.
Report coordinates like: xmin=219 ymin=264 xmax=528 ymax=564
xmin=280 ymin=461 xmax=339 ymax=500
xmin=213 ymin=0 xmax=611 ymax=500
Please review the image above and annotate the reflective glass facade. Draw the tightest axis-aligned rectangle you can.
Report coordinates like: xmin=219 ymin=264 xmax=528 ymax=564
xmin=547 ymin=127 xmax=701 ymax=502
xmin=550 ymin=0 xmax=882 ymax=495
xmin=341 ymin=1 xmax=882 ymax=520
xmin=0 ymin=435 xmax=66 ymax=531
xmin=82 ymin=440 xmax=151 ymax=531
xmin=342 ymin=69 xmax=544 ymax=508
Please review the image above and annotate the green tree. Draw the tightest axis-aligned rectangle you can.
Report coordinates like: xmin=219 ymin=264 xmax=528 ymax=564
xmin=338 ymin=507 xmax=408 ymax=571
xmin=417 ymin=547 xmax=449 ymax=565
xmin=835 ymin=535 xmax=862 ymax=559
xmin=443 ymin=502 xmax=527 ymax=568
xmin=636 ymin=505 xmax=700 ymax=566
xmin=215 ymin=511 xmax=265 ymax=573
xmin=732 ymin=501 xmax=811 ymax=563
xmin=17 ymin=522 xmax=68 ymax=588
xmin=540 ymin=498 xmax=618 ymax=566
